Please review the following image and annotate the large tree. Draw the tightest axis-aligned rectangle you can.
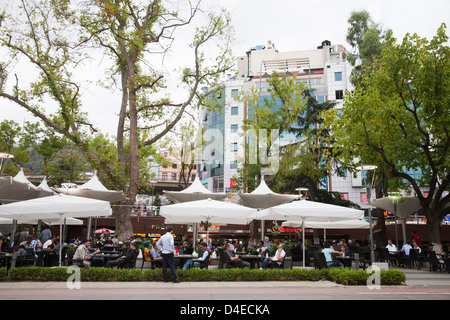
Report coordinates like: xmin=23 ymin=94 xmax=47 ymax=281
xmin=0 ymin=0 xmax=234 ymax=237
xmin=327 ymin=24 xmax=450 ymax=251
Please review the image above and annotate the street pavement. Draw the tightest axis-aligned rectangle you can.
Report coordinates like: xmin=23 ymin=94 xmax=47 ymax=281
xmin=0 ymin=266 xmax=449 ymax=301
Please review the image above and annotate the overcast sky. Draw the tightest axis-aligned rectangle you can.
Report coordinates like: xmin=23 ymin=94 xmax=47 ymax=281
xmin=1 ymin=0 xmax=449 ymax=137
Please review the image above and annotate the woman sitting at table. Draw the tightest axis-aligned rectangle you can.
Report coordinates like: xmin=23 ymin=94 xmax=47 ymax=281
xmin=143 ymin=241 xmax=152 ymax=262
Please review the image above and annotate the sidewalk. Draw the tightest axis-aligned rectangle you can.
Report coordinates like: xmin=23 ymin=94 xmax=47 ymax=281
xmin=0 ymin=266 xmax=449 ymax=300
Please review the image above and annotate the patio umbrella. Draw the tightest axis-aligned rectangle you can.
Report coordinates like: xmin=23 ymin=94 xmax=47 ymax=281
xmin=160 ymin=198 xmax=257 ymax=243
xmin=0 ymin=194 xmax=112 ymax=265
xmin=282 ymin=219 xmax=369 ymax=242
xmin=163 ymin=177 xmax=228 ymax=203
xmin=52 ymin=170 xmax=127 ymax=203
xmin=0 ymin=217 xmax=83 ymax=225
xmin=237 ymin=177 xmax=300 ymax=241
xmin=0 ymin=168 xmax=54 ymax=204
xmin=237 ymin=177 xmax=300 ymax=209
xmin=253 ymin=200 xmax=364 ymax=267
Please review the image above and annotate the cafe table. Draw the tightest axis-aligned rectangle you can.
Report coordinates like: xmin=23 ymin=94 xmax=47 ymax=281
xmin=240 ymin=255 xmax=263 ymax=269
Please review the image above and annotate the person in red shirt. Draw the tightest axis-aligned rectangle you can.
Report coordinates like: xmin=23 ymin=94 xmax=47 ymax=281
xmin=412 ymin=231 xmax=422 ymax=247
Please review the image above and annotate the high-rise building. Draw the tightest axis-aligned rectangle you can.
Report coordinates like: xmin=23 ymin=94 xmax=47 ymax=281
xmin=199 ymin=40 xmax=380 ymax=209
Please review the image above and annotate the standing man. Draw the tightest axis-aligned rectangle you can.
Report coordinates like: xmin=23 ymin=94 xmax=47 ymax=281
xmin=156 ymin=226 xmax=179 ymax=283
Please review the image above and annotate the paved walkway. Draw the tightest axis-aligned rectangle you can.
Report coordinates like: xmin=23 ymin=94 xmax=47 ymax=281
xmin=0 ymin=267 xmax=449 ymax=301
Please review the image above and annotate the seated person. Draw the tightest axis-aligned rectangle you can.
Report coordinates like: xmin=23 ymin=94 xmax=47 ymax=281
xmin=73 ymin=240 xmax=103 ymax=268
xmin=143 ymin=241 xmax=152 ymax=262
xmin=106 ymin=243 xmax=137 ymax=269
xmin=321 ymin=241 xmax=344 ymax=267
xmin=255 ymin=240 xmax=267 ymax=257
xmin=183 ymin=242 xmax=210 ymax=270
xmin=150 ymin=244 xmax=163 ymax=261
xmin=386 ymin=239 xmax=398 ymax=254
xmin=261 ymin=243 xmax=286 ymax=269
xmin=16 ymin=244 xmax=34 ymax=267
xmin=225 ymin=243 xmax=250 ymax=269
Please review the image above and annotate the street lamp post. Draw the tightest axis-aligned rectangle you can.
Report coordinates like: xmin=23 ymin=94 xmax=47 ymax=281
xmin=388 ymin=193 xmax=401 ymax=249
xmin=356 ymin=165 xmax=377 ymax=264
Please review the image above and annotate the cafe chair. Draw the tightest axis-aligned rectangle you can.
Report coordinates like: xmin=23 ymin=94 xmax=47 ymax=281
xmin=150 ymin=254 xmax=163 ymax=269
xmin=408 ymin=249 xmax=422 ymax=269
xmin=428 ymin=251 xmax=445 ymax=272
xmin=140 ymin=248 xmax=152 ymax=270
xmin=313 ymin=251 xmax=328 ymax=269
xmin=267 ymin=256 xmax=286 ymax=269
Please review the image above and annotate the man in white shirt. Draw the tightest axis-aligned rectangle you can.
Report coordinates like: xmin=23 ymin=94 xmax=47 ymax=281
xmin=386 ymin=239 xmax=398 ymax=254
xmin=156 ymin=226 xmax=179 ymax=283
xmin=182 ymin=242 xmax=210 ymax=270
xmin=261 ymin=243 xmax=286 ymax=269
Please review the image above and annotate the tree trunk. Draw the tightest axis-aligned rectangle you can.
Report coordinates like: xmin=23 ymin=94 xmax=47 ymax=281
xmin=114 ymin=205 xmax=134 ymax=239
xmin=425 ymin=208 xmax=443 ymax=253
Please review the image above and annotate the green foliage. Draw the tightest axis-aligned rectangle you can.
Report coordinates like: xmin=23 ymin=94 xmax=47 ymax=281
xmin=4 ymin=267 xmax=406 ymax=286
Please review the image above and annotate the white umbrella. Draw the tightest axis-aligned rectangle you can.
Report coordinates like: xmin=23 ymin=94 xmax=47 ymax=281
xmin=52 ymin=170 xmax=127 ymax=203
xmin=0 ymin=168 xmax=54 ymax=204
xmin=253 ymin=200 xmax=364 ymax=266
xmin=237 ymin=177 xmax=300 ymax=241
xmin=370 ymin=196 xmax=422 ymax=219
xmin=0 ymin=217 xmax=83 ymax=225
xmin=0 ymin=194 xmax=112 ymax=265
xmin=237 ymin=177 xmax=300 ymax=209
xmin=163 ymin=177 xmax=228 ymax=203
xmin=282 ymin=219 xmax=369 ymax=229
xmin=160 ymin=198 xmax=257 ymax=243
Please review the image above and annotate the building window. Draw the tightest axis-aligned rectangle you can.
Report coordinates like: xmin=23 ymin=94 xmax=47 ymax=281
xmin=231 ymin=143 xmax=238 ymax=152
xmin=231 ymin=89 xmax=239 ymax=97
xmin=231 ymin=107 xmax=239 ymax=115
xmin=231 ymin=124 xmax=238 ymax=133
xmin=335 ymin=90 xmax=343 ymax=100
xmin=162 ymin=173 xmax=167 ymax=180
xmin=230 ymin=161 xmax=238 ymax=169
xmin=172 ymin=164 xmax=177 ymax=169
xmin=335 ymin=72 xmax=342 ymax=81
xmin=171 ymin=173 xmax=177 ymax=181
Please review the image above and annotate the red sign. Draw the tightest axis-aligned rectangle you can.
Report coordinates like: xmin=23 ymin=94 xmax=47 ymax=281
xmin=341 ymin=193 xmax=349 ymax=200
xmin=360 ymin=192 xmax=368 ymax=203
xmin=230 ymin=178 xmax=237 ymax=189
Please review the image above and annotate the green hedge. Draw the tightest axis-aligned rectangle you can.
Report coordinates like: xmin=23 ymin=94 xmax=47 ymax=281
xmin=0 ymin=267 xmax=405 ymax=286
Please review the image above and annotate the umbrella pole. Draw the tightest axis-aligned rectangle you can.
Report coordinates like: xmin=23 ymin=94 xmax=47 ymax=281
xmin=261 ymin=220 xmax=264 ymax=241
xmin=59 ymin=217 xmax=63 ymax=266
xmin=302 ymin=220 xmax=305 ymax=267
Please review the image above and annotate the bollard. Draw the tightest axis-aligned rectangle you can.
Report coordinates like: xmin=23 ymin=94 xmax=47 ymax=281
xmin=354 ymin=253 xmax=359 ymax=271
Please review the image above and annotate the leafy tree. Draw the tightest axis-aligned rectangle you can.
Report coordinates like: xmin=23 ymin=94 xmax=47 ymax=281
xmin=327 ymin=24 xmax=450 ymax=251
xmin=0 ymin=0 xmax=234 ymax=237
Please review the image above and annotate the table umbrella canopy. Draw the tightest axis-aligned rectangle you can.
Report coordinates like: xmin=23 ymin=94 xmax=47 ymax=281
xmin=160 ymin=198 xmax=257 ymax=225
xmin=163 ymin=177 xmax=227 ymax=203
xmin=282 ymin=219 xmax=369 ymax=229
xmin=0 ymin=194 xmax=112 ymax=221
xmin=0 ymin=168 xmax=54 ymax=204
xmin=52 ymin=171 xmax=127 ymax=203
xmin=370 ymin=196 xmax=423 ymax=219
xmin=0 ymin=194 xmax=112 ymax=266
xmin=253 ymin=200 xmax=364 ymax=222
xmin=237 ymin=178 xmax=300 ymax=209
xmin=0 ymin=217 xmax=83 ymax=225
xmin=254 ymin=200 xmax=364 ymax=267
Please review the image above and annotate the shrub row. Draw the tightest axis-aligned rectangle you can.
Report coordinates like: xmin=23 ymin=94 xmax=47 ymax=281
xmin=0 ymin=267 xmax=406 ymax=285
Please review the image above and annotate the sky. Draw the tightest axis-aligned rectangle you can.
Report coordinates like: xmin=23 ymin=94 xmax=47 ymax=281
xmin=1 ymin=0 xmax=449 ymax=137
